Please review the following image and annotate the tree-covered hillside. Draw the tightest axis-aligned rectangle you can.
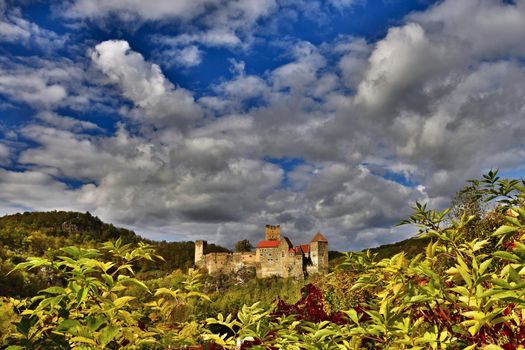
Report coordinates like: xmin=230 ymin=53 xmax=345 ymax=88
xmin=0 ymin=211 xmax=229 ymax=297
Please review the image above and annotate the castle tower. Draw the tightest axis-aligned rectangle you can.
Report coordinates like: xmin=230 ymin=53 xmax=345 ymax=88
xmin=265 ymin=224 xmax=281 ymax=241
xmin=309 ymin=232 xmax=328 ymax=274
xmin=195 ymin=240 xmax=207 ymax=267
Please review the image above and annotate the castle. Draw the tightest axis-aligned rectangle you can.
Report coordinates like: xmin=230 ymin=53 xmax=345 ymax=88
xmin=195 ymin=225 xmax=328 ymax=278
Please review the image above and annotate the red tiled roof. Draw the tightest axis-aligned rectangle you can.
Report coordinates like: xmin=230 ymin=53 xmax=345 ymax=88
xmin=295 ymin=244 xmax=310 ymax=254
xmin=311 ymin=232 xmax=328 ymax=242
xmin=256 ymin=240 xmax=280 ymax=248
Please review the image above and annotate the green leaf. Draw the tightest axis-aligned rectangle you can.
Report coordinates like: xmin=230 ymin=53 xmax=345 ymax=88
xmin=479 ymin=258 xmax=493 ymax=275
xmin=345 ymin=309 xmax=359 ymax=324
xmin=57 ymin=319 xmax=79 ymax=331
xmin=409 ymin=295 xmax=432 ymax=303
xmin=70 ymin=336 xmax=97 ymax=345
xmin=113 ymin=296 xmax=136 ymax=308
xmin=40 ymin=286 xmax=66 ymax=295
xmin=87 ymin=315 xmax=106 ymax=332
xmin=508 ymin=266 xmax=521 ymax=284
xmin=76 ymin=287 xmax=89 ymax=305
xmin=456 ymin=259 xmax=472 ymax=288
xmin=99 ymin=325 xmax=120 ymax=346
xmin=122 ymin=277 xmax=150 ymax=292
xmin=493 ymin=251 xmax=520 ymax=263
xmin=493 ymin=225 xmax=518 ymax=237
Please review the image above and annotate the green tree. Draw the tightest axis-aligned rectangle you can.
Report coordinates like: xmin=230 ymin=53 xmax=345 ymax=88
xmin=234 ymin=239 xmax=253 ymax=252
xmin=450 ymin=183 xmax=487 ymax=221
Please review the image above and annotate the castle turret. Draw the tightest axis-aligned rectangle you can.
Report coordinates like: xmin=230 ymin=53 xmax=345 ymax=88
xmin=195 ymin=240 xmax=207 ymax=267
xmin=265 ymin=224 xmax=281 ymax=241
xmin=309 ymin=232 xmax=328 ymax=274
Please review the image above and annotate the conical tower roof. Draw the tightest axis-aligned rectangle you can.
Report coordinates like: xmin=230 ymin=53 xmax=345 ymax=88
xmin=311 ymin=232 xmax=327 ymax=242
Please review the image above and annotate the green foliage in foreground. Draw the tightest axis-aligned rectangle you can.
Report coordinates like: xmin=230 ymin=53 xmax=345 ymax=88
xmin=3 ymin=170 xmax=525 ymax=349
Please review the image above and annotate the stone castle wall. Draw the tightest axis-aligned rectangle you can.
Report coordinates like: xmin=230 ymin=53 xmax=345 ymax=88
xmin=256 ymin=246 xmax=283 ymax=278
xmin=202 ymin=251 xmax=256 ymax=274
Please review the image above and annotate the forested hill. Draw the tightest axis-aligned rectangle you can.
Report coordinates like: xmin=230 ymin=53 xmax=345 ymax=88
xmin=327 ymin=236 xmax=429 ymax=268
xmin=0 ymin=211 xmax=229 ymax=296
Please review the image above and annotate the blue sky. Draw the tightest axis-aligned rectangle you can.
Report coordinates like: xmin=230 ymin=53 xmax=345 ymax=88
xmin=0 ymin=0 xmax=524 ymax=250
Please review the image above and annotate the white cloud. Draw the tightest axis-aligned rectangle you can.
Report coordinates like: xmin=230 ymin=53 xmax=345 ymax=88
xmin=36 ymin=111 xmax=101 ymax=132
xmin=168 ymin=45 xmax=203 ymax=67
xmin=0 ymin=5 xmax=66 ymax=48
xmin=339 ymin=0 xmax=525 ymax=199
xmin=64 ymin=0 xmax=216 ymax=21
xmin=0 ymin=56 xmax=118 ymax=112
xmin=0 ymin=72 xmax=67 ymax=107
xmin=328 ymin=0 xmax=360 ymax=10
xmin=335 ymin=37 xmax=371 ymax=89
xmin=66 ymin=0 xmax=277 ymax=50
xmin=409 ymin=0 xmax=525 ymax=58
xmin=355 ymin=0 xmax=525 ymax=114
xmin=91 ymin=40 xmax=202 ymax=127
xmin=0 ymin=169 xmax=91 ymax=214
xmin=271 ymin=41 xmax=326 ymax=93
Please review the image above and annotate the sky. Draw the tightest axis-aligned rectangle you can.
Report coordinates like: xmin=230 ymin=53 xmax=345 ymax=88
xmin=1 ymin=0 xmax=524 ymax=251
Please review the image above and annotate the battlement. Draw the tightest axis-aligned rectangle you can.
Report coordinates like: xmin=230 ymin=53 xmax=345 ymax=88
xmin=265 ymin=224 xmax=281 ymax=240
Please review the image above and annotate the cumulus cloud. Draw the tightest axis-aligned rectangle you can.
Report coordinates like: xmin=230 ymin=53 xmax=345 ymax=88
xmin=355 ymin=0 xmax=525 ymax=114
xmin=91 ymin=40 xmax=203 ymax=128
xmin=340 ymin=0 xmax=525 ymax=199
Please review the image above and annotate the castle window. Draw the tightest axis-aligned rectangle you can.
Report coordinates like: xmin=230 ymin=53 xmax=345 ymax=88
xmin=282 ymin=252 xmax=284 ymax=258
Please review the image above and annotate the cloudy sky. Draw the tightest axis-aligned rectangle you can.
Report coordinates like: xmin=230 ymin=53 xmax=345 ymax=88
xmin=1 ymin=0 xmax=524 ymax=250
